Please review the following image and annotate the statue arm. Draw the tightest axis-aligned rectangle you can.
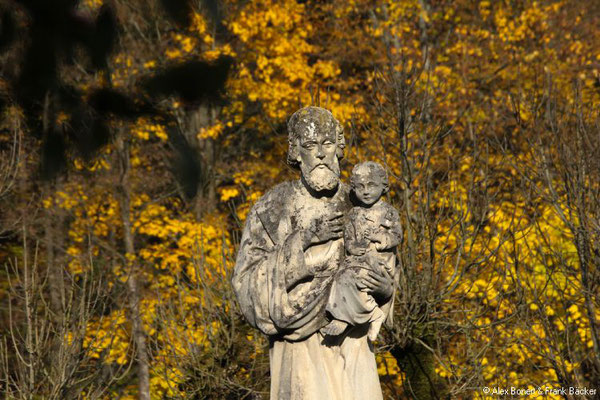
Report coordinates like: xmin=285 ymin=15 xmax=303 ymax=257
xmin=232 ymin=208 xmax=279 ymax=335
xmin=379 ymin=205 xmax=401 ymax=326
xmin=382 ymin=215 xmax=402 ymax=249
xmin=232 ymin=207 xmax=316 ymax=334
xmin=374 ymin=207 xmax=402 ymax=250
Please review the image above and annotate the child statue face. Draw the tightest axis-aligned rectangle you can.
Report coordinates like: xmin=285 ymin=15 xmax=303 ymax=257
xmin=352 ymin=173 xmax=385 ymax=206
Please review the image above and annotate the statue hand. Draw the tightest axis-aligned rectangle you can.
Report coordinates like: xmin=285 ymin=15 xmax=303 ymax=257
xmin=364 ymin=228 xmax=384 ymax=243
xmin=347 ymin=246 xmax=366 ymax=256
xmin=374 ymin=236 xmax=391 ymax=251
xmin=302 ymin=212 xmax=344 ymax=250
xmin=357 ymin=263 xmax=393 ymax=302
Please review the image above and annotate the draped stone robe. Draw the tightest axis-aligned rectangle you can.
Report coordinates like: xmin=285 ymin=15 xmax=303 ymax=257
xmin=233 ymin=180 xmax=389 ymax=400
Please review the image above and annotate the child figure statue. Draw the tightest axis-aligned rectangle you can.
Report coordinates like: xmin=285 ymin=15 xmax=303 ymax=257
xmin=322 ymin=161 xmax=402 ymax=341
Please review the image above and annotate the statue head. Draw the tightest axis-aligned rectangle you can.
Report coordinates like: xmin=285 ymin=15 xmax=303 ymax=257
xmin=287 ymin=106 xmax=345 ymax=192
xmin=350 ymin=161 xmax=389 ymax=206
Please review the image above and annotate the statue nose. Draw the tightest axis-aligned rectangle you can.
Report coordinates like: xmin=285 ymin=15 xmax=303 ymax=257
xmin=316 ymin=146 xmax=325 ymax=159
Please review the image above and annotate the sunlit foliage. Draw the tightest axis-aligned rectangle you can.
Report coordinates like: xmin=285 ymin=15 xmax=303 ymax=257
xmin=1 ymin=0 xmax=599 ymax=399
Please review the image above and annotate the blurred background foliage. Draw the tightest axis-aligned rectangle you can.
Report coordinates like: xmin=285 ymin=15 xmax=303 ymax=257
xmin=0 ymin=0 xmax=599 ymax=398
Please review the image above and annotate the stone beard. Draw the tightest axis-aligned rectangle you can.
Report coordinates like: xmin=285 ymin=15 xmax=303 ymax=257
xmin=301 ymin=162 xmax=340 ymax=192
xmin=232 ymin=106 xmax=392 ymax=400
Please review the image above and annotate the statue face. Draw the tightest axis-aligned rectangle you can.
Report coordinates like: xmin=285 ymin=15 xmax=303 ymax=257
xmin=296 ymin=126 xmax=340 ymax=192
xmin=352 ymin=174 xmax=385 ymax=206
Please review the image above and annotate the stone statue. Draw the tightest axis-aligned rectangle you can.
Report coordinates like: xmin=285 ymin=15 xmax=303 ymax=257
xmin=322 ymin=161 xmax=401 ymax=341
xmin=232 ymin=107 xmax=396 ymax=400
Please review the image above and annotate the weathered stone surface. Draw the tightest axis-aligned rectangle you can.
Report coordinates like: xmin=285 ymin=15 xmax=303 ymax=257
xmin=233 ymin=107 xmax=396 ymax=400
xmin=324 ymin=161 xmax=401 ymax=341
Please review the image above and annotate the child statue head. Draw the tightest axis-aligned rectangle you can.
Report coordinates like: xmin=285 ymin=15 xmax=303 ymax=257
xmin=350 ymin=161 xmax=389 ymax=207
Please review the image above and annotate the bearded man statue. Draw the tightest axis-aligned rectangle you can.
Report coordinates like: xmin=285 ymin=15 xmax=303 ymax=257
xmin=233 ymin=106 xmax=394 ymax=400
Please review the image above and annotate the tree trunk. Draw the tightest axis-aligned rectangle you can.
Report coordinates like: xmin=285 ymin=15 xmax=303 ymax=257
xmin=186 ymin=105 xmax=217 ymax=218
xmin=116 ymin=134 xmax=151 ymax=400
xmin=391 ymin=329 xmax=447 ymax=400
xmin=45 ymin=183 xmax=65 ymax=320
